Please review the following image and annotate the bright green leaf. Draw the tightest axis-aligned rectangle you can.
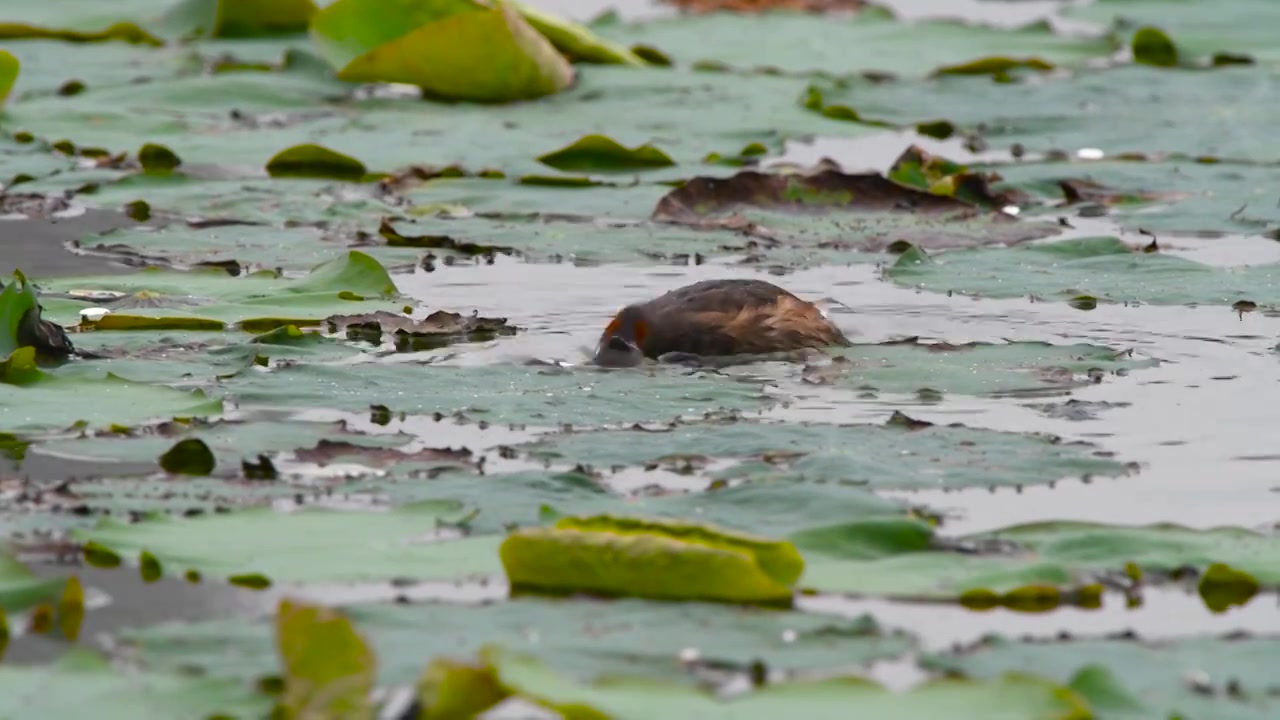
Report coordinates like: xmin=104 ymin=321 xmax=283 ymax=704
xmin=311 ymin=0 xmax=574 ymax=102
xmin=501 ymin=525 xmax=796 ymax=606
xmin=276 ymin=599 xmax=376 ymax=719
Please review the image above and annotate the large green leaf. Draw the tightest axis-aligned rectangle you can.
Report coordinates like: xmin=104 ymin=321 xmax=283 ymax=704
xmin=522 ymin=416 xmax=1130 ymax=492
xmin=310 ymin=0 xmax=573 ymax=102
xmin=887 ymin=236 xmax=1280 ymax=307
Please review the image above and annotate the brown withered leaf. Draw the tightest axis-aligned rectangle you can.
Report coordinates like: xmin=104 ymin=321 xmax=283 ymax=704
xmin=293 ymin=439 xmax=475 ymax=469
xmin=324 ymin=309 xmax=518 ymax=352
xmin=378 ymin=218 xmax=515 ymax=257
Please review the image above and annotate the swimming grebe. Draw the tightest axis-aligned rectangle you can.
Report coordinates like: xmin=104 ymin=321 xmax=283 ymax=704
xmin=592 ymin=279 xmax=851 ymax=367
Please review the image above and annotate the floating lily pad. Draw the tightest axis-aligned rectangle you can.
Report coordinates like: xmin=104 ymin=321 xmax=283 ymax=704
xmin=591 ymin=10 xmax=1116 ymax=77
xmin=1065 ymin=0 xmax=1280 ymax=64
xmin=923 ymin=634 xmax=1280 ymax=720
xmin=523 ymin=414 xmax=1128 ymax=492
xmin=34 ymin=251 xmax=404 ymax=330
xmin=219 ymin=361 xmax=776 ymax=427
xmin=123 ymin=597 xmax=912 ymax=690
xmin=74 ymin=504 xmax=505 ymax=584
xmin=0 ymin=649 xmax=270 ymax=719
xmin=809 ymin=339 xmax=1157 ymax=398
xmin=489 ymin=649 xmax=1101 ymax=720
xmin=159 ymin=0 xmax=318 ymax=39
xmin=887 ymin=236 xmax=1280 ymax=307
xmin=797 ymin=519 xmax=1280 ymax=599
xmin=806 ymin=65 xmax=1280 ymax=161
xmin=990 ymin=159 xmax=1280 ymax=235
xmin=75 ymin=223 xmax=425 ymax=272
xmin=0 ymin=360 xmax=223 ymax=433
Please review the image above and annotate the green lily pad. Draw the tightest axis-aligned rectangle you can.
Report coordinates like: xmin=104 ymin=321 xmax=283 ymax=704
xmin=989 ymin=159 xmax=1280 ymax=236
xmin=73 ymin=504 xmax=505 ymax=584
xmin=797 ymin=519 xmax=1280 ymax=599
xmin=310 ymin=0 xmax=573 ymax=102
xmin=887 ymin=236 xmax=1280 ymax=307
xmin=813 ymin=339 xmax=1157 ymax=398
xmin=522 ymin=415 xmax=1129 ymax=492
xmin=76 ymin=223 xmax=424 ymax=272
xmin=805 ymin=64 xmax=1280 ymax=162
xmin=0 ymin=649 xmax=270 ymax=720
xmin=923 ymin=634 xmax=1280 ymax=720
xmin=0 ymin=360 xmax=223 ymax=433
xmin=1065 ymin=0 xmax=1280 ymax=64
xmin=123 ymin=597 xmax=912 ymax=690
xmin=218 ymin=360 xmax=775 ymax=428
xmin=591 ymin=10 xmax=1116 ymax=78
xmin=536 ymin=134 xmax=675 ymax=173
xmin=491 ymin=649 xmax=1099 ymax=720
xmin=159 ymin=0 xmax=318 ymax=39
xmin=35 ymin=250 xmax=404 ymax=330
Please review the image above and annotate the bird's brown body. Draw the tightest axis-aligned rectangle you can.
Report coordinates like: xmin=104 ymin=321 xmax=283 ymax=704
xmin=592 ymin=279 xmax=851 ymax=367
